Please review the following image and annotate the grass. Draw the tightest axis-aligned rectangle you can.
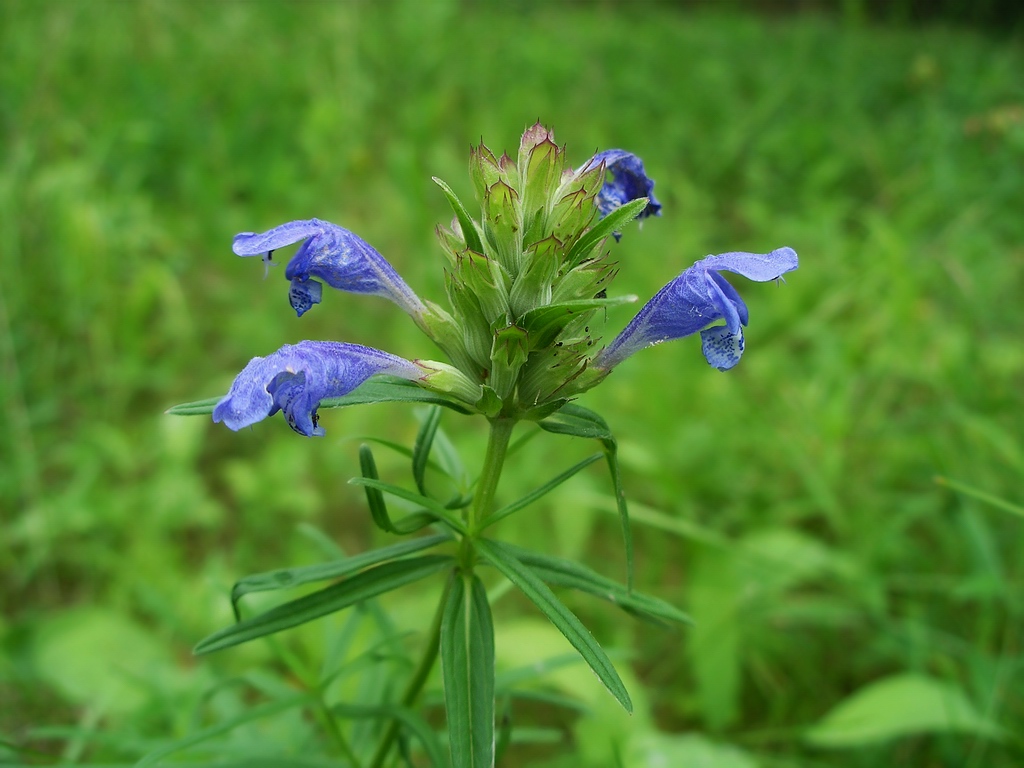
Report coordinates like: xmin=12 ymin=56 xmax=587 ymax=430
xmin=2 ymin=1 xmax=1023 ymax=766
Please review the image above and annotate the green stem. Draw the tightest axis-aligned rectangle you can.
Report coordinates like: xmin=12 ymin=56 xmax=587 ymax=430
xmin=368 ymin=419 xmax=514 ymax=767
xmin=368 ymin=576 xmax=453 ymax=768
xmin=467 ymin=418 xmax=515 ymax=533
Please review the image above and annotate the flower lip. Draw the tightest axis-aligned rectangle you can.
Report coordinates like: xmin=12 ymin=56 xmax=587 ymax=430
xmin=232 ymin=219 xmax=327 ymax=257
xmin=232 ymin=219 xmax=425 ymax=319
xmin=213 ymin=341 xmax=423 ymax=437
xmin=594 ymin=247 xmax=797 ymax=372
xmin=583 ymin=149 xmax=662 ymax=221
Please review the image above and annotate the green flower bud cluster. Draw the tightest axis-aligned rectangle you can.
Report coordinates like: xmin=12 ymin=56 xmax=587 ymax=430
xmin=422 ymin=123 xmax=650 ymax=420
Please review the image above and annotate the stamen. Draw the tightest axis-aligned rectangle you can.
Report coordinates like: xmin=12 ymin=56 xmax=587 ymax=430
xmin=262 ymin=249 xmax=277 ymax=279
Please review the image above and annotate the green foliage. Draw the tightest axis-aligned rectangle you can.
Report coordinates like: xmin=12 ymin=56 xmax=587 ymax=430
xmin=2 ymin=1 xmax=1023 ymax=766
xmin=441 ymin=573 xmax=496 ymax=767
xmin=805 ymin=673 xmax=1008 ymax=747
xmin=195 ymin=555 xmax=455 ymax=655
xmin=476 ymin=538 xmax=633 ymax=715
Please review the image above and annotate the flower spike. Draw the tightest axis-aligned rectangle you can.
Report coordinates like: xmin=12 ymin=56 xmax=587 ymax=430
xmin=232 ymin=219 xmax=426 ymax=319
xmin=584 ymin=149 xmax=662 ymax=222
xmin=213 ymin=341 xmax=423 ymax=437
xmin=594 ymin=247 xmax=798 ymax=372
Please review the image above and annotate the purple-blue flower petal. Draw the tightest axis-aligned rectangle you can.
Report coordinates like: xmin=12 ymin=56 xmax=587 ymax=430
xmin=289 ymin=278 xmax=323 ymax=318
xmin=233 ymin=218 xmax=425 ymax=319
xmin=233 ymin=220 xmax=325 ymax=256
xmin=707 ymin=271 xmax=749 ymax=327
xmin=212 ymin=341 xmax=422 ymax=437
xmin=700 ymin=325 xmax=745 ymax=371
xmin=586 ymin=149 xmax=662 ymax=221
xmin=701 ymin=247 xmax=798 ymax=282
xmin=705 ymin=271 xmax=743 ymax=335
xmin=594 ymin=247 xmax=798 ymax=371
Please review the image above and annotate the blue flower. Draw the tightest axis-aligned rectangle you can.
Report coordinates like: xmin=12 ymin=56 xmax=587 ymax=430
xmin=594 ymin=247 xmax=798 ymax=371
xmin=585 ymin=150 xmax=662 ymax=222
xmin=232 ymin=219 xmax=426 ymax=319
xmin=213 ymin=341 xmax=423 ymax=436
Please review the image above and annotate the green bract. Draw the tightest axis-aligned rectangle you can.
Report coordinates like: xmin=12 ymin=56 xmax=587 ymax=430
xmin=429 ymin=123 xmax=652 ymax=417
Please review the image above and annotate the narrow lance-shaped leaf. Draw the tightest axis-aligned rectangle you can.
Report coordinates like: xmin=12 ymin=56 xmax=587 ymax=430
xmin=196 ymin=555 xmax=453 ymax=655
xmin=166 ymin=378 xmax=472 ymax=418
xmin=360 ymin=443 xmax=396 ymax=534
xmin=539 ymin=403 xmax=634 ymax=590
xmin=348 ymin=476 xmax=469 ymax=535
xmin=230 ymin=533 xmax=452 ymax=619
xmin=413 ymin=406 xmax=443 ymax=497
xmin=441 ymin=572 xmax=496 ymax=768
xmin=505 ymin=544 xmax=691 ymax=625
xmin=321 ymin=377 xmax=474 ymax=413
xmin=482 ymin=453 xmax=603 ymax=530
xmin=165 ymin=396 xmax=225 ymax=416
xmin=358 ymin=437 xmax=471 ymax=510
xmin=475 ymin=538 xmax=632 ymax=713
xmin=358 ymin=444 xmax=439 ymax=535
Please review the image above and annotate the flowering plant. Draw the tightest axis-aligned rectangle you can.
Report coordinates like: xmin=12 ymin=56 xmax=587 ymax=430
xmin=170 ymin=123 xmax=797 ymax=767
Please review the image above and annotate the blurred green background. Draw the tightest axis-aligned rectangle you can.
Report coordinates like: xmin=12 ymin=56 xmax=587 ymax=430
xmin=2 ymin=0 xmax=1023 ymax=765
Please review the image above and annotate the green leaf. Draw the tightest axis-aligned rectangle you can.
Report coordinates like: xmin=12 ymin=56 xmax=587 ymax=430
xmin=519 ymin=295 xmax=637 ymax=351
xmin=320 ymin=377 xmax=472 ymax=413
xmin=230 ymin=534 xmax=452 ymax=619
xmin=165 ymin=396 xmax=222 ymax=416
xmin=539 ymin=403 xmax=634 ymax=590
xmin=506 ymin=545 xmax=691 ymax=625
xmin=387 ymin=512 xmax=440 ymax=535
xmin=413 ymin=406 xmax=443 ymax=497
xmin=196 ymin=555 xmax=454 ymax=655
xmin=332 ymin=702 xmax=447 ymax=767
xmin=356 ymin=444 xmax=439 ymax=536
xmin=475 ymin=538 xmax=632 ymax=713
xmin=348 ymin=477 xmax=468 ymax=535
xmin=360 ymin=437 xmax=469 ymax=503
xmin=166 ymin=378 xmax=471 ymax=418
xmin=441 ymin=573 xmax=495 ymax=768
xmin=359 ymin=443 xmax=395 ymax=534
xmin=805 ymin=673 xmax=1006 ymax=747
xmin=538 ymin=402 xmax=614 ymax=440
xmin=483 ymin=453 xmax=603 ymax=529
xmin=563 ymin=196 xmax=649 ymax=268
xmin=433 ymin=176 xmax=485 ymax=254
